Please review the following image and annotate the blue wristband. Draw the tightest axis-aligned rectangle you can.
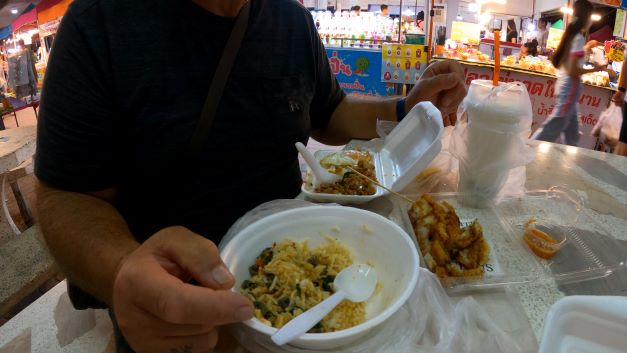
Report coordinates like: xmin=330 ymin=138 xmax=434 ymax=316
xmin=396 ymin=98 xmax=407 ymax=122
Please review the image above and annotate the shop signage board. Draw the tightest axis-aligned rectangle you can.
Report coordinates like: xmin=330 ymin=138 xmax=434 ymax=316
xmin=433 ymin=4 xmax=447 ymax=25
xmin=381 ymin=44 xmax=428 ymax=84
xmin=450 ymin=21 xmax=481 ymax=43
xmin=590 ymin=0 xmax=620 ymax=6
xmin=546 ymin=28 xmax=565 ymax=50
xmin=325 ymin=48 xmax=394 ymax=97
xmin=614 ymin=9 xmax=626 ymax=38
xmin=458 ymin=62 xmax=612 ymax=150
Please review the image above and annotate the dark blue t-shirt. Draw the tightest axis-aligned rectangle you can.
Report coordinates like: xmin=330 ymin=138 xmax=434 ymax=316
xmin=35 ymin=0 xmax=345 ymax=242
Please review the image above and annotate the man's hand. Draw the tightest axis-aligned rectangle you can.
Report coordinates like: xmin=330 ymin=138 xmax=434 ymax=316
xmin=612 ymin=91 xmax=625 ymax=107
xmin=405 ymin=60 xmax=467 ymax=119
xmin=113 ymin=226 xmax=254 ymax=353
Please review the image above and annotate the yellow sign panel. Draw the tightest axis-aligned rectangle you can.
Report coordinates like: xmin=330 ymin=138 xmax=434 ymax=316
xmin=546 ymin=28 xmax=565 ymax=50
xmin=381 ymin=44 xmax=428 ymax=84
xmin=451 ymin=21 xmax=480 ymax=43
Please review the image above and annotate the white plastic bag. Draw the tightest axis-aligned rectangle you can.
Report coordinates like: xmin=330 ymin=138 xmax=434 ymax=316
xmin=221 ymin=201 xmax=531 ymax=353
xmin=451 ymin=80 xmax=535 ymax=206
xmin=402 ymin=126 xmax=459 ymax=194
xmin=591 ymin=104 xmax=623 ymax=146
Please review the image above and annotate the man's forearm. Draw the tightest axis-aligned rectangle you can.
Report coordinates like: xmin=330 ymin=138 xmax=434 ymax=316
xmin=36 ymin=182 xmax=139 ymax=306
xmin=312 ymin=95 xmax=400 ymax=145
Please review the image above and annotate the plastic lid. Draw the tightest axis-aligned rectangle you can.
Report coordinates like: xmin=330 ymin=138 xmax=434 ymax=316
xmin=379 ymin=102 xmax=444 ymax=192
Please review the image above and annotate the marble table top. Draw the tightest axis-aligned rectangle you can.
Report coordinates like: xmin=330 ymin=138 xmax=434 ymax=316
xmin=0 ymin=126 xmax=36 ymax=175
xmin=0 ymin=139 xmax=625 ymax=353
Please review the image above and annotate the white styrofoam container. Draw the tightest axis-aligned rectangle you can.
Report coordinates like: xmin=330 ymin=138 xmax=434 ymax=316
xmin=220 ymin=206 xmax=420 ymax=350
xmin=301 ymin=102 xmax=444 ymax=204
xmin=538 ymin=296 xmax=627 ymax=353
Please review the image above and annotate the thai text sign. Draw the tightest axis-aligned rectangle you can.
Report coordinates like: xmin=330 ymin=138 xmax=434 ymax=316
xmin=326 ymin=48 xmax=394 ymax=97
xmin=459 ymin=62 xmax=612 ymax=150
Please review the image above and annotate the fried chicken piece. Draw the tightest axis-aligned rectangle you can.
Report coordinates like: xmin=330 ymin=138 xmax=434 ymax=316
xmin=414 ymin=225 xmax=431 ymax=257
xmin=423 ymin=253 xmax=436 ymax=271
xmin=435 ymin=266 xmax=449 ymax=278
xmin=456 ymin=237 xmax=490 ymax=269
xmin=446 ymin=263 xmax=484 ymax=278
xmin=445 ymin=213 xmax=462 ymax=250
xmin=454 ymin=219 xmax=483 ymax=249
xmin=476 ymin=237 xmax=490 ymax=267
xmin=431 ymin=239 xmax=450 ymax=266
xmin=457 ymin=246 xmax=479 ymax=269
xmin=408 ymin=196 xmax=490 ymax=281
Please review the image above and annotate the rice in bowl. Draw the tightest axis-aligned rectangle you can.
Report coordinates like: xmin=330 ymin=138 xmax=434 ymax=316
xmin=240 ymin=238 xmax=365 ymax=332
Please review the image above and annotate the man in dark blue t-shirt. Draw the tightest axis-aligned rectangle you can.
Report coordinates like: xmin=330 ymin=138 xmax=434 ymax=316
xmin=34 ymin=0 xmax=466 ymax=352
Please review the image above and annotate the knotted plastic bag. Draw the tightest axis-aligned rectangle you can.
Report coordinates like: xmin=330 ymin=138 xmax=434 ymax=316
xmin=451 ymin=80 xmax=535 ymax=207
xmin=591 ymin=103 xmax=623 ymax=147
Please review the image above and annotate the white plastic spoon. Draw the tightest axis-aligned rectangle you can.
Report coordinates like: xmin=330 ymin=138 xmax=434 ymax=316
xmin=295 ymin=142 xmax=342 ymax=187
xmin=271 ymin=264 xmax=377 ymax=346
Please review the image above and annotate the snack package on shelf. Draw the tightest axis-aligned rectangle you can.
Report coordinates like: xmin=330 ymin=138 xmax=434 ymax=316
xmin=582 ymin=71 xmax=610 ymax=87
xmin=502 ymin=56 xmax=556 ymax=74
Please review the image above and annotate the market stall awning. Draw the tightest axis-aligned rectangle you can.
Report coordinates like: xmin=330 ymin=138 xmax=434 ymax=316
xmin=37 ymin=0 xmax=73 ymax=24
xmin=0 ymin=26 xmax=12 ymax=40
xmin=11 ymin=7 xmax=36 ymax=32
xmin=590 ymin=24 xmax=614 ymax=42
xmin=590 ymin=0 xmax=620 ymax=7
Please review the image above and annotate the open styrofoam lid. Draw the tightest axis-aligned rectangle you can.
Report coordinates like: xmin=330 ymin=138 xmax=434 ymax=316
xmin=379 ymin=102 xmax=444 ymax=192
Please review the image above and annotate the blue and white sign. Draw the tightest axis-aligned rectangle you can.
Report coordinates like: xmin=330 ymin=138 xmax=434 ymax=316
xmin=325 ymin=48 xmax=394 ymax=97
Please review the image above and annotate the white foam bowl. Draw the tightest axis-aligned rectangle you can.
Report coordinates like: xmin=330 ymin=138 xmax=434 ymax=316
xmin=220 ymin=206 xmax=420 ymax=350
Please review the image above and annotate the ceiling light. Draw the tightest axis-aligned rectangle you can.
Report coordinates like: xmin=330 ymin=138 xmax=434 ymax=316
xmin=10 ymin=8 xmax=18 ymax=14
xmin=479 ymin=12 xmax=492 ymax=25
xmin=560 ymin=7 xmax=574 ymax=15
xmin=591 ymin=14 xmax=601 ymax=21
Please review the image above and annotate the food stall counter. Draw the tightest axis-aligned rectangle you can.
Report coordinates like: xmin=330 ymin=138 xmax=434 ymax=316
xmin=433 ymin=57 xmax=614 ymax=149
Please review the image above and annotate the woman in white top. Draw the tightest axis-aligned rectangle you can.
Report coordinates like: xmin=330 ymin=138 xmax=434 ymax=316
xmin=532 ymin=0 xmax=606 ymax=146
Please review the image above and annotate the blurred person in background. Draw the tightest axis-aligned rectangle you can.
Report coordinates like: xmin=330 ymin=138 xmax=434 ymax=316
xmin=537 ymin=18 xmax=549 ymax=50
xmin=532 ymin=0 xmax=606 ymax=146
xmin=417 ymin=11 xmax=425 ymax=31
xmin=610 ymin=56 xmax=627 ymax=156
xmin=520 ymin=39 xmax=539 ymax=59
xmin=506 ymin=19 xmax=519 ymax=43
xmin=380 ymin=4 xmax=388 ymax=17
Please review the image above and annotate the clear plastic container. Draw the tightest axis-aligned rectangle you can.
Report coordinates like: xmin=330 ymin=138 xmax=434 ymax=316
xmin=301 ymin=102 xmax=444 ymax=205
xmin=497 ymin=187 xmax=627 ymax=285
xmin=394 ymin=188 xmax=627 ymax=291
xmin=395 ymin=192 xmax=545 ymax=292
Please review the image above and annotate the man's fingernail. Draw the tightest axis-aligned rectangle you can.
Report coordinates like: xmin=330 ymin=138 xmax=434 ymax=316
xmin=235 ymin=305 xmax=254 ymax=321
xmin=211 ymin=265 xmax=233 ymax=285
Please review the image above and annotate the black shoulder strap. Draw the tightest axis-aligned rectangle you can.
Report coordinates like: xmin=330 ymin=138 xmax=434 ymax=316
xmin=189 ymin=1 xmax=251 ymax=157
